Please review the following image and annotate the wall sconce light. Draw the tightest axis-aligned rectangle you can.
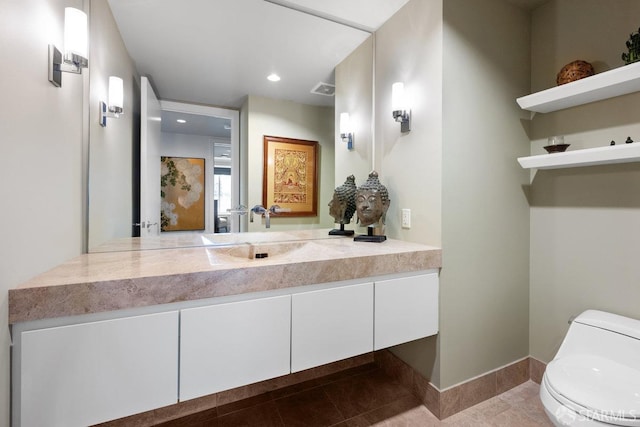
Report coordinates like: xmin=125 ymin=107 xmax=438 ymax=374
xmin=48 ymin=7 xmax=89 ymax=87
xmin=99 ymin=76 xmax=124 ymax=127
xmin=340 ymin=112 xmax=354 ymax=150
xmin=392 ymin=82 xmax=411 ymax=133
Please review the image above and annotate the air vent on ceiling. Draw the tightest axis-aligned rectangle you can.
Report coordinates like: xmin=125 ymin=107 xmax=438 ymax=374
xmin=311 ymin=82 xmax=335 ymax=96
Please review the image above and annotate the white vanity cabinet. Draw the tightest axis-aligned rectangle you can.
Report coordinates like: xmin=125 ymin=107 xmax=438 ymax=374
xmin=291 ymin=282 xmax=374 ymax=372
xmin=179 ymin=295 xmax=291 ymax=400
xmin=16 ymin=311 xmax=179 ymax=427
xmin=12 ymin=269 xmax=439 ymax=426
xmin=374 ymin=272 xmax=439 ymax=350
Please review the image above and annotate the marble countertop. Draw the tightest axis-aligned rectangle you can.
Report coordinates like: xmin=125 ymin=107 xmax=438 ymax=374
xmin=9 ymin=230 xmax=441 ymax=324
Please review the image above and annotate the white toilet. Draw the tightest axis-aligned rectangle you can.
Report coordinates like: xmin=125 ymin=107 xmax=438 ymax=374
xmin=540 ymin=310 xmax=640 ymax=426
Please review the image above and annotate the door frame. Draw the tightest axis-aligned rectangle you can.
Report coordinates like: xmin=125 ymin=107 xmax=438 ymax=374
xmin=159 ymin=101 xmax=240 ymax=233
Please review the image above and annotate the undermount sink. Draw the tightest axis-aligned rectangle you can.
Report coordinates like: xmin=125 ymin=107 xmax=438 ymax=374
xmin=206 ymin=240 xmax=318 ymax=263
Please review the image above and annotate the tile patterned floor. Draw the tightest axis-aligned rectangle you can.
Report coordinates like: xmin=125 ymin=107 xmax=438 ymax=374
xmin=157 ymin=365 xmax=553 ymax=426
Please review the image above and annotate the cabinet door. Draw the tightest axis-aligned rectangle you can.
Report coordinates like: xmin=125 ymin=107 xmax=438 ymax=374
xmin=20 ymin=311 xmax=179 ymax=427
xmin=291 ymin=282 xmax=373 ymax=373
xmin=374 ymin=273 xmax=439 ymax=350
xmin=179 ymin=295 xmax=291 ymax=400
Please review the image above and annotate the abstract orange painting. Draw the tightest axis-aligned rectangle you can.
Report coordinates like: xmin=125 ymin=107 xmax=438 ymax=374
xmin=160 ymin=156 xmax=205 ymax=231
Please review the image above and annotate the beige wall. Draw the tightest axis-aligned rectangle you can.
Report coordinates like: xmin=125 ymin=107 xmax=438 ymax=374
xmin=0 ymin=0 xmax=88 ymax=424
xmin=529 ymin=0 xmax=640 ymax=363
xmin=353 ymin=0 xmax=531 ymax=390
xmin=88 ymin=0 xmax=139 ymax=249
xmin=374 ymin=0 xmax=443 ymax=246
xmin=371 ymin=0 xmax=444 ymax=386
xmin=334 ymin=36 xmax=374 ymax=189
xmin=244 ymin=95 xmax=335 ymax=231
xmin=439 ymin=0 xmax=531 ymax=389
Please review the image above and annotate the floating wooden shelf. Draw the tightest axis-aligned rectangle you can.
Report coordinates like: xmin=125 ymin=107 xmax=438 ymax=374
xmin=516 ymin=62 xmax=640 ymax=113
xmin=517 ymin=144 xmax=640 ymax=170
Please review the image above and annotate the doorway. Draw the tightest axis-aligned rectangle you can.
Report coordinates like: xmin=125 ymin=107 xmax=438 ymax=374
xmin=159 ymin=101 xmax=240 ymax=233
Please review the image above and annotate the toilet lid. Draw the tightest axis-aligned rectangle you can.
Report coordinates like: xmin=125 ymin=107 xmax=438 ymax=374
xmin=546 ymin=354 xmax=640 ymax=422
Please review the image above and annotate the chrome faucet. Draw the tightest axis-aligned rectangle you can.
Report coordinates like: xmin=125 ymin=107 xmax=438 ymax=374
xmin=250 ymin=205 xmax=270 ymax=228
xmin=249 ymin=204 xmax=290 ymax=228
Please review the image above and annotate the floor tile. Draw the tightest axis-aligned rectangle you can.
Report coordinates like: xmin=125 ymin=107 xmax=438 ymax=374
xmin=360 ymin=395 xmax=441 ymax=426
xmin=518 ymin=396 xmax=554 ymax=426
xmin=216 ymin=392 xmax=272 ymax=417
xmin=498 ymin=380 xmax=539 ymax=404
xmin=441 ymin=412 xmax=493 ymax=426
xmin=462 ymin=396 xmax=511 ymax=421
xmin=217 ymin=401 xmax=283 ymax=427
xmin=114 ymin=372 xmax=553 ymax=426
xmin=487 ymin=407 xmax=548 ymax=427
xmin=154 ymin=408 xmax=217 ymax=427
xmin=269 ymin=376 xmax=327 ymax=400
xmin=330 ymin=415 xmax=371 ymax=427
xmin=441 ymin=381 xmax=550 ymax=426
xmin=323 ymin=369 xmax=411 ymax=419
xmin=274 ymin=387 xmax=345 ymax=427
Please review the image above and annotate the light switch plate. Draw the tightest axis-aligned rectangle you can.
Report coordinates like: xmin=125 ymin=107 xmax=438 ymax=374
xmin=401 ymin=209 xmax=411 ymax=229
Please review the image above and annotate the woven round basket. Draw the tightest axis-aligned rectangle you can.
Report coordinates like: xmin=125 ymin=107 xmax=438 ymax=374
xmin=556 ymin=60 xmax=595 ymax=85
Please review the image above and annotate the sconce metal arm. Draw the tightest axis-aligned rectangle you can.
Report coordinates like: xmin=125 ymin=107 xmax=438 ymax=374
xmin=48 ymin=44 xmax=88 ymax=87
xmin=392 ymin=109 xmax=411 ymax=133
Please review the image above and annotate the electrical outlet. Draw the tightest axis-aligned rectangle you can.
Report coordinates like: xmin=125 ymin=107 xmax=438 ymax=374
xmin=401 ymin=208 xmax=411 ymax=229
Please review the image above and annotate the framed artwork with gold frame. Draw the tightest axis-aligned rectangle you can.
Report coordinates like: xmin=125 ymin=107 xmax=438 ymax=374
xmin=262 ymin=136 xmax=318 ymax=217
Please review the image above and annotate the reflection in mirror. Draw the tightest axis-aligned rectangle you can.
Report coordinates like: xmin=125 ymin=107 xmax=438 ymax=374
xmin=158 ymin=101 xmax=240 ymax=235
xmin=158 ymin=111 xmax=234 ymax=234
xmin=87 ymin=0 xmax=387 ymax=252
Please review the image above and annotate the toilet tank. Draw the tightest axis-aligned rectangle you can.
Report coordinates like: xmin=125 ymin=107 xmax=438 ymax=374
xmin=555 ymin=310 xmax=640 ymax=369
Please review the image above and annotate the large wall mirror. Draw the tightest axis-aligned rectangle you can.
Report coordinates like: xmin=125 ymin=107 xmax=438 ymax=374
xmin=87 ymin=0 xmax=401 ymax=252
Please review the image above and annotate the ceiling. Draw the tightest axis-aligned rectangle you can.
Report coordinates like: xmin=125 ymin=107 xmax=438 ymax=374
xmin=106 ymin=0 xmax=547 ymax=147
xmin=107 ymin=0 xmax=411 ymax=110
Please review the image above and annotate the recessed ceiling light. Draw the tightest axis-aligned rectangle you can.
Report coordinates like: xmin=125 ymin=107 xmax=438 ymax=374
xmin=176 ymin=119 xmax=186 ymax=123
xmin=267 ymin=73 xmax=281 ymax=82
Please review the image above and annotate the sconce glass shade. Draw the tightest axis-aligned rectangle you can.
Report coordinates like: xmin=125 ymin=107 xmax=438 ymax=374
xmin=392 ymin=82 xmax=406 ymax=111
xmin=339 ymin=112 xmax=353 ymax=150
xmin=100 ymin=76 xmax=124 ymax=126
xmin=108 ymin=76 xmax=124 ymax=113
xmin=49 ymin=7 xmax=88 ymax=87
xmin=339 ymin=112 xmax=350 ymax=135
xmin=391 ymin=82 xmax=411 ymax=133
xmin=64 ymin=7 xmax=88 ymax=60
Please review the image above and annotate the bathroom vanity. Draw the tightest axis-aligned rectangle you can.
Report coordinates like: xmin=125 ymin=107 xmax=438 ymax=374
xmin=9 ymin=230 xmax=441 ymax=427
